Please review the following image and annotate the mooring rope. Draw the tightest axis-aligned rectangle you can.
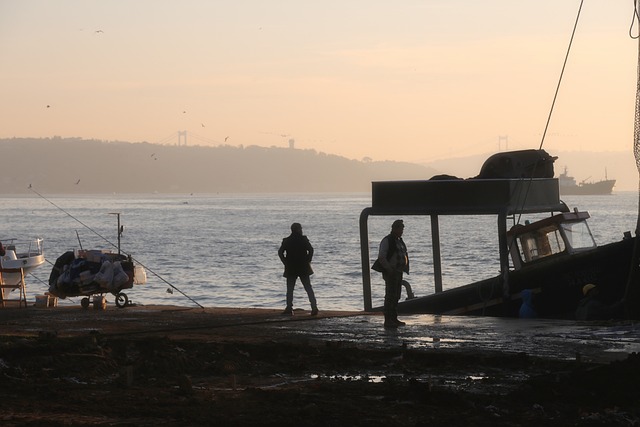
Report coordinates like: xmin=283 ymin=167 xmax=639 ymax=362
xmin=29 ymin=186 xmax=204 ymax=309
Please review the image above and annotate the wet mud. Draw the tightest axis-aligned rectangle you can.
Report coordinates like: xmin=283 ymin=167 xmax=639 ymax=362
xmin=0 ymin=306 xmax=639 ymax=426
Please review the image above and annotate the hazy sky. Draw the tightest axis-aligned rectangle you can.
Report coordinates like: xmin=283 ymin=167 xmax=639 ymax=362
xmin=2 ymin=1 xmax=639 ymax=163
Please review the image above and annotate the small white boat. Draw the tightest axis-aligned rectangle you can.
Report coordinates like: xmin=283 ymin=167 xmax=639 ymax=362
xmin=1 ymin=238 xmax=46 ymax=286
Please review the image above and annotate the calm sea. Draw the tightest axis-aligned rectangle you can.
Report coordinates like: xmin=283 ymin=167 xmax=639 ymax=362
xmin=1 ymin=191 xmax=638 ymax=311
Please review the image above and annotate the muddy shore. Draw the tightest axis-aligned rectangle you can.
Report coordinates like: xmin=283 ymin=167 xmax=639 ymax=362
xmin=0 ymin=305 xmax=639 ymax=426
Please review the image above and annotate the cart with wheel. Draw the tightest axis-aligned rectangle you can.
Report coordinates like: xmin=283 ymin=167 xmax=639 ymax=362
xmin=48 ymin=249 xmax=146 ymax=309
xmin=78 ymin=290 xmax=131 ymax=309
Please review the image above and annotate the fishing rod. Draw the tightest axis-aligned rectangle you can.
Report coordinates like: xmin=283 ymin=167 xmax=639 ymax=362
xmin=123 ymin=255 xmax=204 ymax=309
xmin=28 ymin=186 xmax=204 ymax=309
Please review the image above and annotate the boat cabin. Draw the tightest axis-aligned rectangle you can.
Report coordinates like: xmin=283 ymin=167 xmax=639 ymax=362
xmin=507 ymin=210 xmax=596 ymax=270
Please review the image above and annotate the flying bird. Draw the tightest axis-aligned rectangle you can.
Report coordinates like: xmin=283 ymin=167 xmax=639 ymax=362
xmin=28 ymin=184 xmax=32 ymax=189
xmin=224 ymin=136 xmax=229 ymax=142
xmin=201 ymin=123 xmax=205 ymax=127
xmin=95 ymin=30 xmax=103 ymax=33
xmin=75 ymin=179 xmax=81 ymax=185
xmin=46 ymin=105 xmax=50 ymax=108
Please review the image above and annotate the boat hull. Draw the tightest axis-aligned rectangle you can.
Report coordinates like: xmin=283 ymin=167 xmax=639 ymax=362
xmin=388 ymin=237 xmax=635 ymax=319
xmin=559 ymin=179 xmax=616 ymax=195
xmin=1 ymin=254 xmax=45 ymax=272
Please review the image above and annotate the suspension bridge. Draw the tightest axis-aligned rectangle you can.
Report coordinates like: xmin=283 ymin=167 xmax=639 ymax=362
xmin=153 ymin=130 xmax=225 ymax=147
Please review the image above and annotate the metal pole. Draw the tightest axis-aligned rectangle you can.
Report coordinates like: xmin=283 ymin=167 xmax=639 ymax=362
xmin=117 ymin=214 xmax=121 ymax=255
xmin=497 ymin=211 xmax=510 ymax=302
xmin=359 ymin=208 xmax=373 ymax=311
xmin=431 ymin=215 xmax=443 ymax=293
xmin=109 ymin=213 xmax=121 ymax=255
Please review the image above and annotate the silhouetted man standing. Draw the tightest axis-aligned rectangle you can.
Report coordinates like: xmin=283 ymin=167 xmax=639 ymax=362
xmin=377 ymin=219 xmax=409 ymax=328
xmin=278 ymin=223 xmax=318 ymax=316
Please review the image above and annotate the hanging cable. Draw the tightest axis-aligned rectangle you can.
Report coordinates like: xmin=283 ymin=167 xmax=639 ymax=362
xmin=633 ymin=2 xmax=640 ymax=180
xmin=500 ymin=1 xmax=587 ymax=287
xmin=512 ymin=1 xmax=585 ymax=226
xmin=538 ymin=0 xmax=584 ymax=151
xmin=29 ymin=186 xmax=204 ymax=309
xmin=629 ymin=0 xmax=640 ymax=39
xmin=623 ymin=0 xmax=640 ymax=319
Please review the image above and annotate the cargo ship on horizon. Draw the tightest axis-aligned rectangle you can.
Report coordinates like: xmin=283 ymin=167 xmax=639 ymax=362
xmin=558 ymin=166 xmax=615 ymax=195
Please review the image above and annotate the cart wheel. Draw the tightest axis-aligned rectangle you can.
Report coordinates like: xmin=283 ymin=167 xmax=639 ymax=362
xmin=115 ymin=293 xmax=128 ymax=308
xmin=81 ymin=297 xmax=90 ymax=309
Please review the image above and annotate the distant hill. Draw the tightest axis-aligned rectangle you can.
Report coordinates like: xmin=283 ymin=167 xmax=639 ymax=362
xmin=4 ymin=138 xmax=634 ymax=194
xmin=0 ymin=137 xmax=439 ymax=194
xmin=423 ymin=149 xmax=639 ymax=192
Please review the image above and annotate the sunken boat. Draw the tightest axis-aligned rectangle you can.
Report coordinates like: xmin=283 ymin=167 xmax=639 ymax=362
xmin=359 ymin=149 xmax=637 ymax=320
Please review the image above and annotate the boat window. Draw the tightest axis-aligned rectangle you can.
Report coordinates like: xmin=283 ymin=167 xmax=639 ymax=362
xmin=546 ymin=228 xmax=565 ymax=254
xmin=514 ymin=220 xmax=595 ymax=264
xmin=516 ymin=227 xmax=566 ymax=262
xmin=561 ymin=221 xmax=596 ymax=250
xmin=519 ymin=235 xmax=538 ymax=261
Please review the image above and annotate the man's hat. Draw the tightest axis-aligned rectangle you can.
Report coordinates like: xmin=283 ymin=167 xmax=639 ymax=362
xmin=582 ymin=283 xmax=596 ymax=296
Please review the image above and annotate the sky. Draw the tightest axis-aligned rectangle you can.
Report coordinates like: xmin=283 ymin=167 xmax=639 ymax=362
xmin=2 ymin=1 xmax=640 ymax=163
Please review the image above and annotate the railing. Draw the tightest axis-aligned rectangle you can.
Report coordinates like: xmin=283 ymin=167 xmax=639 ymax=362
xmin=1 ymin=238 xmax=44 ymax=257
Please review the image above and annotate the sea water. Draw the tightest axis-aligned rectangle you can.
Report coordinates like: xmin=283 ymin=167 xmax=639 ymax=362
xmin=1 ymin=192 xmax=638 ymax=311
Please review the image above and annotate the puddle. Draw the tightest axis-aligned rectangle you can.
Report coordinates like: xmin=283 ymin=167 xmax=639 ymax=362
xmin=311 ymin=374 xmax=388 ymax=383
xmin=305 ymin=371 xmax=526 ymax=395
xmin=284 ymin=314 xmax=640 ymax=363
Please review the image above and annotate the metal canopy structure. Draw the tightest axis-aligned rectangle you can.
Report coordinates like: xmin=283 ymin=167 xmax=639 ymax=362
xmin=359 ymin=178 xmax=568 ymax=311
